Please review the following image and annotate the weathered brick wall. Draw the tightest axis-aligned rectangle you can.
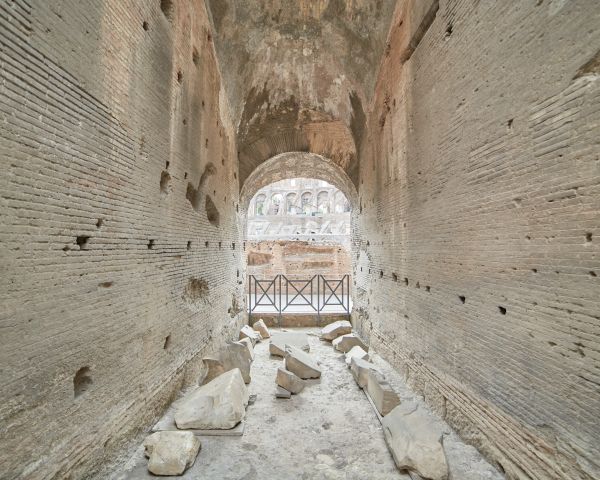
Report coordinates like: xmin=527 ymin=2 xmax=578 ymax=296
xmin=247 ymin=241 xmax=351 ymax=278
xmin=354 ymin=1 xmax=600 ymax=479
xmin=0 ymin=1 xmax=244 ymax=478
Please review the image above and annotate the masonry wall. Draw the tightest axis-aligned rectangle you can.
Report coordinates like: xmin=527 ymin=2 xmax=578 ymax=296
xmin=247 ymin=240 xmax=351 ymax=278
xmin=354 ymin=1 xmax=600 ymax=479
xmin=0 ymin=1 xmax=244 ymax=478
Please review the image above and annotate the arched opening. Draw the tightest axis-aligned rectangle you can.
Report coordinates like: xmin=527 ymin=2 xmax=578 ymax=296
xmin=241 ymin=152 xmax=357 ymax=327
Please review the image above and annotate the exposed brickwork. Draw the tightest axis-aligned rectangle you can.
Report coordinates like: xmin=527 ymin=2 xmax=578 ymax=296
xmin=246 ymin=241 xmax=351 ymax=278
xmin=0 ymin=1 xmax=243 ymax=478
xmin=353 ymin=1 xmax=600 ymax=479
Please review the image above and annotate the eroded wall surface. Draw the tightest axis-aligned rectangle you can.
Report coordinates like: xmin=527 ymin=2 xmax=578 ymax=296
xmin=0 ymin=1 xmax=244 ymax=478
xmin=354 ymin=1 xmax=600 ymax=479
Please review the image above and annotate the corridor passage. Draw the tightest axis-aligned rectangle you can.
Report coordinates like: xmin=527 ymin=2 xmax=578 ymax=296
xmin=117 ymin=329 xmax=502 ymax=480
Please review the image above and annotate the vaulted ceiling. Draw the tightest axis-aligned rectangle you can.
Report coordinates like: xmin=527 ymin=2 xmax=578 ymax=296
xmin=205 ymin=0 xmax=398 ymax=187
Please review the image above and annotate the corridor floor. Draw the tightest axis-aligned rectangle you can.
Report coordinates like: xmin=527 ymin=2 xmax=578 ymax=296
xmin=116 ymin=329 xmax=503 ymax=479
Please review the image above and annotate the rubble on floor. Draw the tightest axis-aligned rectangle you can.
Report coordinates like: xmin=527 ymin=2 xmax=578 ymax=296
xmin=320 ymin=320 xmax=352 ymax=341
xmin=382 ymin=402 xmax=449 ymax=480
xmin=350 ymin=356 xmax=379 ymax=388
xmin=366 ymin=370 xmax=401 ymax=416
xmin=269 ymin=331 xmax=310 ymax=357
xmin=252 ymin=318 xmax=270 ymax=338
xmin=143 ymin=431 xmax=201 ymax=476
xmin=345 ymin=345 xmax=369 ymax=365
xmin=333 ymin=333 xmax=368 ymax=353
xmin=284 ymin=344 xmax=322 ymax=379
xmin=239 ymin=324 xmax=262 ymax=344
xmin=275 ymin=386 xmax=291 ymax=398
xmin=201 ymin=341 xmax=252 ymax=385
xmin=174 ymin=368 xmax=249 ymax=430
xmin=276 ymin=367 xmax=305 ymax=394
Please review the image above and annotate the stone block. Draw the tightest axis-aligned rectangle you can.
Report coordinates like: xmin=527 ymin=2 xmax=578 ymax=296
xmin=239 ymin=325 xmax=262 ymax=344
xmin=252 ymin=318 xmax=270 ymax=338
xmin=275 ymin=386 xmax=291 ymax=399
xmin=366 ymin=370 xmax=400 ymax=416
xmin=143 ymin=431 xmax=201 ymax=476
xmin=345 ymin=345 xmax=369 ymax=366
xmin=350 ymin=356 xmax=378 ymax=388
xmin=276 ymin=367 xmax=305 ymax=394
xmin=382 ymin=403 xmax=449 ymax=480
xmin=238 ymin=337 xmax=255 ymax=361
xmin=320 ymin=320 xmax=352 ymax=341
xmin=201 ymin=341 xmax=252 ymax=385
xmin=332 ymin=333 xmax=368 ymax=353
xmin=269 ymin=332 xmax=310 ymax=357
xmin=175 ymin=368 xmax=249 ymax=430
xmin=284 ymin=345 xmax=321 ymax=379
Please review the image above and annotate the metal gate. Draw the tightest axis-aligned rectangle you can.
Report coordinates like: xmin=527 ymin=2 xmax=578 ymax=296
xmin=248 ymin=274 xmax=351 ymax=320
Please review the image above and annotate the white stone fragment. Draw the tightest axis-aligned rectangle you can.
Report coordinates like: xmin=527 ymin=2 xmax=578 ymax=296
xmin=382 ymin=403 xmax=449 ymax=480
xmin=320 ymin=320 xmax=352 ymax=341
xmin=366 ymin=370 xmax=400 ymax=416
xmin=269 ymin=332 xmax=310 ymax=357
xmin=275 ymin=386 xmax=291 ymax=399
xmin=284 ymin=345 xmax=321 ymax=379
xmin=332 ymin=333 xmax=368 ymax=353
xmin=143 ymin=431 xmax=201 ymax=476
xmin=238 ymin=337 xmax=255 ymax=361
xmin=239 ymin=324 xmax=262 ymax=344
xmin=276 ymin=367 xmax=305 ymax=394
xmin=345 ymin=345 xmax=369 ymax=366
xmin=175 ymin=368 xmax=249 ymax=430
xmin=201 ymin=341 xmax=252 ymax=385
xmin=350 ymin=356 xmax=379 ymax=388
xmin=252 ymin=318 xmax=271 ymax=338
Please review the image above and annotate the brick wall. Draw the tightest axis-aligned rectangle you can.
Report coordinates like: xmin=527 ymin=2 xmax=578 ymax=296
xmin=0 ymin=1 xmax=244 ymax=478
xmin=247 ymin=241 xmax=351 ymax=278
xmin=353 ymin=1 xmax=600 ymax=479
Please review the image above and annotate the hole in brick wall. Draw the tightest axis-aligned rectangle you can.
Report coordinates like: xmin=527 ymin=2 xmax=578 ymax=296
xmin=183 ymin=277 xmax=209 ymax=304
xmin=163 ymin=335 xmax=171 ymax=350
xmin=165 ymin=161 xmax=170 ymax=169
xmin=147 ymin=239 xmax=155 ymax=249
xmin=237 ymin=269 xmax=240 ymax=278
xmin=205 ymin=241 xmax=209 ymax=247
xmin=205 ymin=195 xmax=220 ymax=227
xmin=445 ymin=23 xmax=453 ymax=38
xmin=177 ymin=70 xmax=183 ymax=84
xmin=425 ymin=286 xmax=431 ymax=292
xmin=416 ymin=282 xmax=420 ymax=289
xmin=76 ymin=236 xmax=89 ymax=250
xmin=507 ymin=118 xmax=513 ymax=130
xmin=142 ymin=21 xmax=149 ymax=31
xmin=98 ymin=281 xmax=113 ymax=288
xmin=182 ymin=118 xmax=187 ymax=125
xmin=207 ymin=31 xmax=212 ymax=42
xmin=392 ymin=273 xmax=398 ymax=282
xmin=532 ymin=268 xmax=538 ymax=273
xmin=459 ymin=295 xmax=466 ymax=304
xmin=201 ymin=100 xmax=205 ymax=108
xmin=73 ymin=367 xmax=93 ymax=399
xmin=234 ymin=171 xmax=237 ymax=180
xmin=218 ymin=241 xmax=222 ymax=249
xmin=525 ymin=235 xmax=531 ymax=240
xmin=192 ymin=47 xmax=200 ymax=66
xmin=590 ymin=271 xmax=597 ymax=277
xmin=222 ymin=158 xmax=225 ymax=166
xmin=380 ymin=270 xmax=383 ymax=278
xmin=160 ymin=171 xmax=171 ymax=195
xmin=366 ymin=240 xmax=370 ymax=247
xmin=498 ymin=306 xmax=507 ymax=315
xmin=187 ymin=241 xmax=192 ymax=250
xmin=232 ymin=242 xmax=235 ymax=250
xmin=585 ymin=232 xmax=592 ymax=243
xmin=403 ymin=277 xmax=409 ymax=286
xmin=205 ymin=138 xmax=209 ymax=148
xmin=96 ymin=218 xmax=103 ymax=228
xmin=548 ymin=341 xmax=557 ymax=347
xmin=184 ymin=172 xmax=188 ymax=179
xmin=160 ymin=0 xmax=174 ymax=21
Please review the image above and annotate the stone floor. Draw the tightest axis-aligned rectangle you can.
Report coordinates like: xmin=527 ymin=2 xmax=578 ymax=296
xmin=116 ymin=328 xmax=504 ymax=480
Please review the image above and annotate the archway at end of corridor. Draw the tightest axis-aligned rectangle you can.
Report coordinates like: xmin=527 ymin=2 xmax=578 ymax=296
xmin=240 ymin=152 xmax=358 ymax=327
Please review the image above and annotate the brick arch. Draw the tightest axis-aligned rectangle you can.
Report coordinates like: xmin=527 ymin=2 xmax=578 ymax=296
xmin=239 ymin=152 xmax=358 ymax=216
